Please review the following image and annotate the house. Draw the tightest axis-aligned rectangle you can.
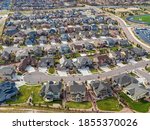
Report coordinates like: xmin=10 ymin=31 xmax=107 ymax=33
xmin=59 ymin=56 xmax=73 ymax=69
xmin=59 ymin=44 xmax=71 ymax=54
xmin=74 ymin=56 xmax=93 ymax=68
xmin=104 ymin=38 xmax=117 ymax=47
xmin=39 ymin=36 xmax=47 ymax=44
xmin=4 ymin=26 xmax=19 ymax=36
xmin=1 ymin=51 xmax=10 ymax=61
xmin=25 ymin=38 xmax=35 ymax=46
xmin=15 ymin=49 xmax=29 ymax=61
xmin=118 ymin=39 xmax=130 ymax=47
xmin=91 ymin=24 xmax=98 ymax=31
xmin=38 ymin=56 xmax=54 ymax=68
xmin=67 ymin=81 xmax=87 ymax=102
xmin=131 ymin=48 xmax=147 ymax=57
xmin=40 ymin=81 xmax=63 ymax=101
xmin=90 ymin=80 xmax=113 ymax=99
xmin=0 ymin=66 xmax=16 ymax=80
xmin=123 ymin=83 xmax=149 ymax=101
xmin=18 ymin=56 xmax=37 ymax=72
xmin=48 ymin=46 xmax=58 ymax=55
xmin=74 ymin=44 xmax=83 ymax=52
xmin=0 ymin=81 xmax=18 ymax=104
xmin=84 ymin=42 xmax=94 ymax=50
xmin=32 ymin=46 xmax=43 ymax=57
xmin=112 ymin=73 xmax=139 ymax=88
xmin=94 ymin=54 xmax=114 ymax=66
xmin=61 ymin=33 xmax=70 ymax=42
xmin=82 ymin=24 xmax=91 ymax=31
xmin=49 ymin=28 xmax=57 ymax=34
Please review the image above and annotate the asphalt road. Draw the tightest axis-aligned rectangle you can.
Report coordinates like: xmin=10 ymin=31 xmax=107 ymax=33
xmin=24 ymin=60 xmax=150 ymax=84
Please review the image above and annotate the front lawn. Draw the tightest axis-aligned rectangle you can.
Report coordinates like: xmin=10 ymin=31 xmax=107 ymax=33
xmin=90 ymin=68 xmax=99 ymax=74
xmin=119 ymin=92 xmax=150 ymax=112
xmin=97 ymin=97 xmax=123 ymax=111
xmin=66 ymin=101 xmax=92 ymax=109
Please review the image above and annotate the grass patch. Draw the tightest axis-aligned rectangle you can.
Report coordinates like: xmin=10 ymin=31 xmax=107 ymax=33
xmin=6 ymin=85 xmax=43 ymax=104
xmin=129 ymin=72 xmax=137 ymax=77
xmin=119 ymin=92 xmax=150 ymax=112
xmin=48 ymin=67 xmax=55 ymax=74
xmin=90 ymin=68 xmax=98 ymax=74
xmin=110 ymin=46 xmax=119 ymax=52
xmin=133 ymin=14 xmax=150 ymax=24
xmin=66 ymin=101 xmax=92 ymax=109
xmin=97 ymin=97 xmax=123 ymax=111
xmin=72 ymin=53 xmax=81 ymax=58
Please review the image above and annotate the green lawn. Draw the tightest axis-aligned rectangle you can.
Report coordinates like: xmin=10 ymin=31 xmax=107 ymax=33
xmin=90 ymin=68 xmax=99 ymax=74
xmin=72 ymin=53 xmax=81 ymax=58
xmin=6 ymin=85 xmax=43 ymax=104
xmin=119 ymin=92 xmax=150 ymax=112
xmin=66 ymin=101 xmax=92 ymax=109
xmin=133 ymin=14 xmax=150 ymax=24
xmin=97 ymin=97 xmax=123 ymax=111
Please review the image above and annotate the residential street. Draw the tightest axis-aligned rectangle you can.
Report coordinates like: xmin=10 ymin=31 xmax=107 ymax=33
xmin=24 ymin=60 xmax=150 ymax=84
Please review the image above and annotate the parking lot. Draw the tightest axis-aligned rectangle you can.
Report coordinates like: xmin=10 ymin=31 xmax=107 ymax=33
xmin=135 ymin=28 xmax=150 ymax=44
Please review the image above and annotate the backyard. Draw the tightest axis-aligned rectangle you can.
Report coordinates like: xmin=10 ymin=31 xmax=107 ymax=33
xmin=66 ymin=101 xmax=92 ymax=109
xmin=96 ymin=97 xmax=123 ymax=111
xmin=119 ymin=92 xmax=150 ymax=112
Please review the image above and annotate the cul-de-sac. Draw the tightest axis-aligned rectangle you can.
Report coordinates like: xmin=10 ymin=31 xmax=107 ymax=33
xmin=1 ymin=0 xmax=150 ymax=113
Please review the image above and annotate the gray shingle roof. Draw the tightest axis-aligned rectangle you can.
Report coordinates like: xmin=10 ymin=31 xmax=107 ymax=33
xmin=70 ymin=81 xmax=86 ymax=94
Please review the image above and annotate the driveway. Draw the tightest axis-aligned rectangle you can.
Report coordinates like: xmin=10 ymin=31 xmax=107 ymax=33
xmin=25 ymin=66 xmax=36 ymax=73
xmin=38 ymin=67 xmax=48 ymax=73
xmin=57 ymin=70 xmax=68 ymax=76
xmin=100 ymin=66 xmax=111 ymax=72
xmin=78 ymin=68 xmax=91 ymax=76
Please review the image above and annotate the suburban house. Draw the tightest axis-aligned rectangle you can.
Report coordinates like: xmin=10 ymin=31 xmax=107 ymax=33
xmin=0 ymin=66 xmax=16 ymax=80
xmin=40 ymin=81 xmax=63 ymax=102
xmin=32 ymin=46 xmax=44 ymax=57
xmin=84 ymin=42 xmax=95 ymax=50
xmin=131 ymin=47 xmax=147 ymax=57
xmin=59 ymin=44 xmax=71 ymax=54
xmin=15 ymin=49 xmax=29 ymax=62
xmin=0 ymin=81 xmax=18 ymax=104
xmin=59 ymin=56 xmax=73 ymax=70
xmin=38 ymin=56 xmax=54 ymax=68
xmin=94 ymin=54 xmax=114 ymax=66
xmin=74 ymin=44 xmax=84 ymax=52
xmin=1 ymin=51 xmax=10 ymax=61
xmin=112 ymin=73 xmax=139 ymax=88
xmin=123 ymin=83 xmax=150 ymax=101
xmin=18 ymin=56 xmax=37 ymax=72
xmin=48 ymin=46 xmax=58 ymax=55
xmin=67 ymin=81 xmax=87 ymax=102
xmin=74 ymin=56 xmax=93 ymax=68
xmin=90 ymin=80 xmax=113 ymax=100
